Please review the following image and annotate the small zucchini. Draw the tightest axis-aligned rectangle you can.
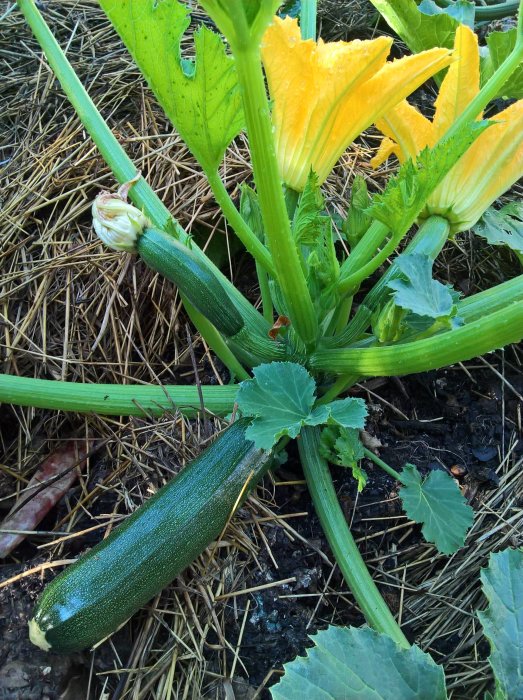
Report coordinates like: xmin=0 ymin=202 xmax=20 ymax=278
xmin=138 ymin=227 xmax=245 ymax=338
xmin=29 ymin=419 xmax=270 ymax=653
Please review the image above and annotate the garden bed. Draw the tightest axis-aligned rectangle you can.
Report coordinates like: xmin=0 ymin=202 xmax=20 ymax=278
xmin=1 ymin=2 xmax=522 ymax=698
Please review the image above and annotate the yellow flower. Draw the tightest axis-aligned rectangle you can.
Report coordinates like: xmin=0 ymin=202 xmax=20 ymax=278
xmin=372 ymin=25 xmax=523 ymax=233
xmin=261 ymin=16 xmax=453 ymax=191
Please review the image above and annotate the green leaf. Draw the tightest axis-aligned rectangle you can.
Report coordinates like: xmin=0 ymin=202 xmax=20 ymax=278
xmin=473 ymin=203 xmax=523 ymax=255
xmin=320 ymin=426 xmax=367 ymax=491
xmin=367 ymin=121 xmax=489 ymax=237
xmin=99 ymin=0 xmax=244 ymax=171
xmin=293 ymin=172 xmax=327 ymax=246
xmin=292 ymin=173 xmax=340 ymax=297
xmin=418 ymin=0 xmax=475 ymax=28
xmin=478 ymin=549 xmax=523 ymax=700
xmin=240 ymin=185 xmax=264 ymax=241
xmin=388 ymin=254 xmax=455 ymax=320
xmin=399 ymin=464 xmax=473 ymax=555
xmin=344 ymin=175 xmax=373 ymax=249
xmin=279 ymin=0 xmax=301 ymax=19
xmin=236 ymin=363 xmax=367 ymax=450
xmin=368 ymin=0 xmax=458 ymax=53
xmin=271 ymin=626 xmax=448 ymax=700
xmin=311 ymin=399 xmax=368 ymax=430
xmin=481 ymin=29 xmax=523 ymax=100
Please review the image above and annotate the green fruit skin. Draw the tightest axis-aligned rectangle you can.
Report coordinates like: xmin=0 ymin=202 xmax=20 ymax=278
xmin=138 ymin=228 xmax=245 ymax=338
xmin=32 ymin=419 xmax=269 ymax=653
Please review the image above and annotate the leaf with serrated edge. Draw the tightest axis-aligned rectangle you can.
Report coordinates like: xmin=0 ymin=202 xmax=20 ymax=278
xmin=367 ymin=121 xmax=489 ymax=237
xmin=368 ymin=0 xmax=458 ymax=54
xmin=320 ymin=426 xmax=368 ymax=491
xmin=100 ymin=0 xmax=243 ymax=171
xmin=400 ymin=464 xmax=473 ymax=554
xmin=474 ymin=203 xmax=523 ymax=255
xmin=292 ymin=172 xmax=326 ymax=246
xmin=478 ymin=549 xmax=523 ymax=699
xmin=237 ymin=363 xmax=367 ymax=450
xmin=271 ymin=626 xmax=448 ymax=700
xmin=389 ymin=254 xmax=454 ymax=320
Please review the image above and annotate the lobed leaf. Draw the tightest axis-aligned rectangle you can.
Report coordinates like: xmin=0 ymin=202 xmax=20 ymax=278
xmin=388 ymin=254 xmax=455 ymax=321
xmin=344 ymin=175 xmax=373 ymax=249
xmin=368 ymin=0 xmax=459 ymax=54
xmin=418 ymin=0 xmax=475 ymax=28
xmin=399 ymin=464 xmax=473 ymax=555
xmin=479 ymin=549 xmax=523 ymax=699
xmin=320 ymin=426 xmax=367 ymax=491
xmin=271 ymin=625 xmax=448 ymax=700
xmin=473 ymin=203 xmax=523 ymax=256
xmin=99 ymin=0 xmax=244 ymax=171
xmin=292 ymin=172 xmax=327 ymax=246
xmin=237 ymin=363 xmax=366 ymax=450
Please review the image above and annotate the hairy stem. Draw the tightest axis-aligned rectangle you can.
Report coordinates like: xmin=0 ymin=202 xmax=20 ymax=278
xmin=311 ymin=302 xmax=523 ymax=375
xmin=16 ymin=0 xmax=267 ymax=341
xmin=300 ymin=0 xmax=318 ymax=39
xmin=0 ymin=375 xmax=238 ymax=417
xmin=206 ymin=170 xmax=276 ymax=277
xmin=233 ymin=46 xmax=319 ymax=347
xmin=298 ymin=427 xmax=410 ymax=647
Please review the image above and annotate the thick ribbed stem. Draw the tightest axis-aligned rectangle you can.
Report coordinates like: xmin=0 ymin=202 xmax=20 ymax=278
xmin=233 ymin=46 xmax=319 ymax=348
xmin=298 ymin=427 xmax=410 ymax=648
xmin=0 ymin=374 xmax=237 ymax=417
xmin=457 ymin=275 xmax=523 ymax=322
xmin=327 ymin=216 xmax=451 ymax=348
xmin=300 ymin=0 xmax=318 ymax=39
xmin=311 ymin=302 xmax=523 ymax=376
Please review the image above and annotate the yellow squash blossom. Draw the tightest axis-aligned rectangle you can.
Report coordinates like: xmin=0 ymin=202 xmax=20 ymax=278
xmin=261 ymin=16 xmax=453 ymax=191
xmin=372 ymin=24 xmax=523 ymax=233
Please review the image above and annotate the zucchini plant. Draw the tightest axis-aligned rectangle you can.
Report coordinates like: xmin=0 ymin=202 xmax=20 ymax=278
xmin=3 ymin=0 xmax=523 ymax=692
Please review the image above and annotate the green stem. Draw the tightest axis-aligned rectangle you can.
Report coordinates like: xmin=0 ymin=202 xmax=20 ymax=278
xmin=0 ymin=374 xmax=237 ymax=417
xmin=317 ymin=374 xmax=360 ymax=404
xmin=310 ymin=302 xmax=523 ymax=375
xmin=363 ymin=449 xmax=404 ymax=484
xmin=184 ymin=305 xmax=250 ymax=381
xmin=300 ymin=0 xmax=318 ymax=39
xmin=327 ymin=216 xmax=451 ymax=348
xmin=233 ymin=46 xmax=318 ymax=348
xmin=338 ymin=220 xmax=391 ymax=289
xmin=206 ymin=170 xmax=276 ymax=278
xmin=298 ymin=427 xmax=409 ymax=647
xmin=256 ymin=262 xmax=274 ymax=324
xmin=457 ymin=274 xmax=523 ymax=322
xmin=437 ymin=0 xmax=520 ymax=19
xmin=443 ymin=0 xmax=523 ymax=144
xmin=16 ymin=0 xmax=267 ymax=339
xmin=338 ymin=229 xmax=403 ymax=297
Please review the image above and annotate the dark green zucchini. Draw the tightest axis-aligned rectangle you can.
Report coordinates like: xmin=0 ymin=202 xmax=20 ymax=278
xmin=29 ymin=419 xmax=270 ymax=653
xmin=138 ymin=227 xmax=244 ymax=338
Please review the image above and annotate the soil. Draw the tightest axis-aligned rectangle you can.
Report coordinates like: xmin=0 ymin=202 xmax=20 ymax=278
xmin=1 ymin=1 xmax=522 ymax=699
xmin=1 ymin=361 xmax=521 ymax=699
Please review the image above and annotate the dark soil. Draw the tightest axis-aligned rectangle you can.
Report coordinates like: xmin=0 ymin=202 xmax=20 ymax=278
xmin=1 ymin=361 xmax=520 ymax=699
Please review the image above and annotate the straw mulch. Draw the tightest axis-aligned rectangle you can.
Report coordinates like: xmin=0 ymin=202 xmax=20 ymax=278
xmin=1 ymin=2 xmax=522 ymax=699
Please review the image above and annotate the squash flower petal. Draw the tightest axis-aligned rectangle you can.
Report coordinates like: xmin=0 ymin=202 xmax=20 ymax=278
xmin=432 ymin=23 xmax=481 ymax=139
xmin=372 ymin=101 xmax=435 ymax=167
xmin=372 ymin=24 xmax=522 ymax=233
xmin=427 ymin=100 xmax=523 ymax=230
xmin=261 ymin=16 xmax=453 ymax=191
